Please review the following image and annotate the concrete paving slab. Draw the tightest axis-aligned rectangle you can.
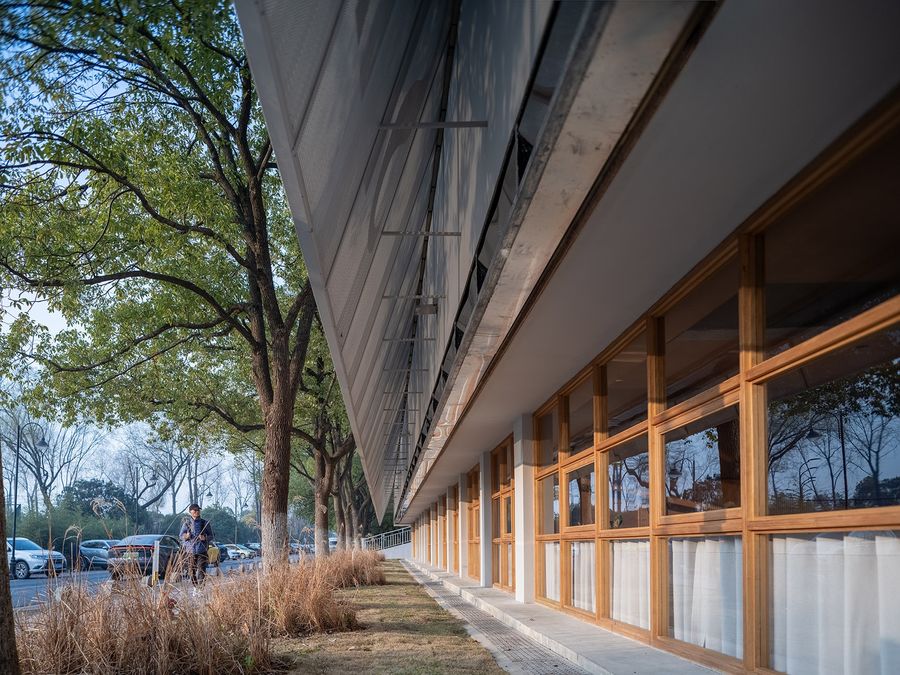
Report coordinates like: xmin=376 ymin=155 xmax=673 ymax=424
xmin=406 ymin=560 xmax=719 ymax=675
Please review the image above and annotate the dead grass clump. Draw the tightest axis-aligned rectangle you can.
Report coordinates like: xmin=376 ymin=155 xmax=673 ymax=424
xmin=321 ymin=550 xmax=387 ymax=588
xmin=16 ymin=579 xmax=270 ymax=675
xmin=15 ymin=553 xmax=388 ymax=674
xmin=218 ymin=560 xmax=357 ymax=636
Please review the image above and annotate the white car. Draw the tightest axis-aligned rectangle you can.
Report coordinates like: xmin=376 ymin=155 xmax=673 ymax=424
xmin=7 ymin=537 xmax=67 ymax=579
xmin=220 ymin=544 xmax=245 ymax=560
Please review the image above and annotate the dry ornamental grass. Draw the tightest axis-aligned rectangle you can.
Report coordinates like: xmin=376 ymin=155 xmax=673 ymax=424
xmin=14 ymin=550 xmax=386 ymax=674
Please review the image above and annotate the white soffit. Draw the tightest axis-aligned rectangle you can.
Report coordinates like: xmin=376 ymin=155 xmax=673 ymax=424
xmin=401 ymin=0 xmax=900 ymax=521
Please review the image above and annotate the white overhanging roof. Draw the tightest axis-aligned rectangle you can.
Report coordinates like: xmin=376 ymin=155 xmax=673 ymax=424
xmin=237 ymin=0 xmax=900 ymax=524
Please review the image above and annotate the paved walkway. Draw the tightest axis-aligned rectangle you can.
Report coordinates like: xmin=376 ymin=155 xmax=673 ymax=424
xmin=404 ymin=561 xmax=586 ymax=674
xmin=405 ymin=560 xmax=718 ymax=675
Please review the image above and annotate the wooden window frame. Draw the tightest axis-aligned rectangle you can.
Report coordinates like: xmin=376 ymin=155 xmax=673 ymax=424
xmin=438 ymin=495 xmax=447 ymax=569
xmin=525 ymin=99 xmax=900 ymax=672
xmin=449 ymin=485 xmax=460 ymax=574
xmin=491 ymin=436 xmax=516 ymax=591
xmin=467 ymin=464 xmax=481 ymax=581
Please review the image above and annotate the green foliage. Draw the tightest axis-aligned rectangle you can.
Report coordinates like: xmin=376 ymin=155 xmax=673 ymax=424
xmin=57 ymin=478 xmax=127 ymax=515
xmin=199 ymin=503 xmax=257 ymax=544
xmin=0 ymin=0 xmax=314 ymax=450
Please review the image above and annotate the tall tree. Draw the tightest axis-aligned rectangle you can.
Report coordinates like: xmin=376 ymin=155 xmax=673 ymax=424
xmin=0 ymin=0 xmax=320 ymax=562
xmin=0 ymin=408 xmax=103 ymax=512
xmin=288 ymin=355 xmax=356 ymax=555
xmin=0 ymin=453 xmax=19 ymax=674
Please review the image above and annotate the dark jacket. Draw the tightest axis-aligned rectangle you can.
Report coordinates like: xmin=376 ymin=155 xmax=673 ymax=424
xmin=180 ymin=517 xmax=213 ymax=555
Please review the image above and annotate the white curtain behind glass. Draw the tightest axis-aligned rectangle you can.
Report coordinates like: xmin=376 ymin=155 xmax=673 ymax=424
xmin=571 ymin=541 xmax=595 ymax=613
xmin=771 ymin=531 xmax=900 ymax=675
xmin=544 ymin=542 xmax=560 ymax=602
xmin=611 ymin=539 xmax=650 ymax=629
xmin=670 ymin=536 xmax=743 ymax=658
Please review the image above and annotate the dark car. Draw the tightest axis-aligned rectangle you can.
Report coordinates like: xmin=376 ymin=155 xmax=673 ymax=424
xmin=107 ymin=534 xmax=183 ymax=579
xmin=78 ymin=539 xmax=121 ymax=570
xmin=244 ymin=542 xmax=262 ymax=556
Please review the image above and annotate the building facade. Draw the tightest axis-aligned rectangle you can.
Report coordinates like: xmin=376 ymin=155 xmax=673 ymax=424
xmin=238 ymin=1 xmax=900 ymax=671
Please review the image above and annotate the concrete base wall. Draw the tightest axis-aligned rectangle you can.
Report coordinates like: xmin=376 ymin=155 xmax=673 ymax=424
xmin=381 ymin=542 xmax=412 ymax=559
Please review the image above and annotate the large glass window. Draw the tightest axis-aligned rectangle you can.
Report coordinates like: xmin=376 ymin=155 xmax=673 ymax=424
xmin=570 ymin=541 xmax=596 ymax=614
xmin=766 ymin=326 xmax=900 ymax=515
xmin=610 ymin=539 xmax=650 ymax=629
xmin=538 ymin=474 xmax=560 ymax=534
xmin=665 ymin=257 xmax=740 ymax=406
xmin=504 ymin=495 xmax=512 ymax=535
xmin=491 ymin=497 xmax=501 ymax=543
xmin=607 ymin=331 xmax=648 ymax=436
xmin=764 ymin=126 xmax=900 ymax=357
xmin=664 ymin=406 xmax=741 ymax=514
xmin=542 ymin=541 xmax=561 ymax=603
xmin=567 ymin=376 xmax=594 ymax=455
xmin=538 ymin=408 xmax=559 ymax=466
xmin=669 ymin=536 xmax=743 ymax=659
xmin=566 ymin=463 xmax=595 ymax=527
xmin=491 ymin=438 xmax=515 ymax=591
xmin=607 ymin=434 xmax=650 ymax=529
xmin=769 ymin=530 xmax=900 ymax=674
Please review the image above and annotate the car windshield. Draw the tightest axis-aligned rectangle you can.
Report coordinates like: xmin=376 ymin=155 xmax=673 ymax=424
xmin=118 ymin=535 xmax=161 ymax=546
xmin=8 ymin=538 xmax=42 ymax=551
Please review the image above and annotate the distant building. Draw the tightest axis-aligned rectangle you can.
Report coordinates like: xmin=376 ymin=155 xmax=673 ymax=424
xmin=238 ymin=1 xmax=900 ymax=671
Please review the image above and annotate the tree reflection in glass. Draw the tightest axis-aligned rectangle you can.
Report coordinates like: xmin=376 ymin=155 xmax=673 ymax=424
xmin=608 ymin=435 xmax=650 ymax=527
xmin=664 ymin=406 xmax=741 ymax=514
xmin=767 ymin=330 xmax=899 ymax=514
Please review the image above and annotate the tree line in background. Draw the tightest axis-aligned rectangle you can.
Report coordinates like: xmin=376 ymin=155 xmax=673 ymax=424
xmin=0 ymin=0 xmax=399 ymax=570
xmin=1 ymin=383 xmax=390 ymax=556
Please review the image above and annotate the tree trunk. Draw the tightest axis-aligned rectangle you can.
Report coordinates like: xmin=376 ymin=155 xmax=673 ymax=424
xmin=0 ymin=456 xmax=21 ymax=674
xmin=38 ymin=485 xmax=53 ymax=514
xmin=314 ymin=449 xmax=333 ymax=557
xmin=345 ymin=487 xmax=357 ymax=549
xmin=333 ymin=491 xmax=346 ymax=551
xmin=260 ymin=397 xmax=293 ymax=567
xmin=718 ymin=420 xmax=741 ymax=508
xmin=343 ymin=481 xmax=358 ymax=549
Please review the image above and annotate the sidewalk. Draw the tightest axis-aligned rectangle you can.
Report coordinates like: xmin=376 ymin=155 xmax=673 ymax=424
xmin=405 ymin=560 xmax=718 ymax=675
xmin=403 ymin=562 xmax=588 ymax=674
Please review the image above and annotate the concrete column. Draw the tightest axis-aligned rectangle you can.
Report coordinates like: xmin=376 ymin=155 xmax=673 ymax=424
xmin=513 ymin=414 xmax=535 ymax=602
xmin=437 ymin=500 xmax=444 ymax=568
xmin=479 ymin=450 xmax=492 ymax=587
xmin=431 ymin=505 xmax=438 ymax=566
xmin=416 ymin=516 xmax=425 ymax=562
xmin=446 ymin=485 xmax=455 ymax=572
xmin=458 ymin=473 xmax=469 ymax=578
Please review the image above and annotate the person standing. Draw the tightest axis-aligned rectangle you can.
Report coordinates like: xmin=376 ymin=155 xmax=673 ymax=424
xmin=180 ymin=503 xmax=213 ymax=590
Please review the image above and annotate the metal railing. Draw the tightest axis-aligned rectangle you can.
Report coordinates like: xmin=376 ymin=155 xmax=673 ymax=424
xmin=361 ymin=526 xmax=411 ymax=551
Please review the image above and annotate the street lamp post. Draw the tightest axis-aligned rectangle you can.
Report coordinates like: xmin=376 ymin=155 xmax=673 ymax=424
xmin=11 ymin=421 xmax=48 ymax=569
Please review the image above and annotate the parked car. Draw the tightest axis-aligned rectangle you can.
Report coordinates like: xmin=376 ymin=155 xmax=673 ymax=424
xmin=7 ymin=537 xmax=67 ymax=580
xmin=107 ymin=534 xmax=183 ymax=579
xmin=244 ymin=542 xmax=262 ymax=556
xmin=233 ymin=544 xmax=256 ymax=559
xmin=220 ymin=543 xmax=244 ymax=560
xmin=78 ymin=539 xmax=121 ymax=570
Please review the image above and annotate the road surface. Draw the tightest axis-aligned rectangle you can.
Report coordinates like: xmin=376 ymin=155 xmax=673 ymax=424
xmin=8 ymin=558 xmax=263 ymax=608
